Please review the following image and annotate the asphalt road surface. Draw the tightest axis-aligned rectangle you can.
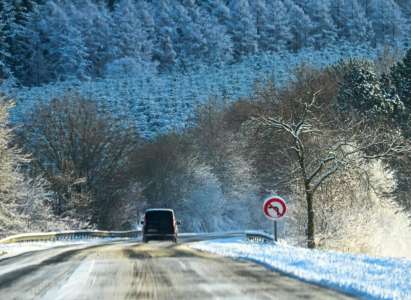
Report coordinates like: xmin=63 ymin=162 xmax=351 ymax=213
xmin=0 ymin=236 xmax=355 ymax=300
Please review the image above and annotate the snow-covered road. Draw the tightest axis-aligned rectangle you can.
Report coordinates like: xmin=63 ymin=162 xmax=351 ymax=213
xmin=0 ymin=234 xmax=354 ymax=300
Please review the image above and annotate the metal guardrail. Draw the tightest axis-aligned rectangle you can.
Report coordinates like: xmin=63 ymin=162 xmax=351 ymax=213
xmin=1 ymin=230 xmax=273 ymax=244
xmin=245 ymin=231 xmax=274 ymax=243
xmin=0 ymin=230 xmax=141 ymax=244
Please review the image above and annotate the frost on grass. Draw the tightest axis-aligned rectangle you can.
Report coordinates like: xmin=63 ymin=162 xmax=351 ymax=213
xmin=190 ymin=237 xmax=411 ymax=300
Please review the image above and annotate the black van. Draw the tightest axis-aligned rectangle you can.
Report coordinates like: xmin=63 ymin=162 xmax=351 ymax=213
xmin=141 ymin=209 xmax=179 ymax=243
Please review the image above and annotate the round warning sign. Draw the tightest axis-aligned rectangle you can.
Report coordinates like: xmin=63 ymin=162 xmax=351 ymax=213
xmin=263 ymin=196 xmax=287 ymax=220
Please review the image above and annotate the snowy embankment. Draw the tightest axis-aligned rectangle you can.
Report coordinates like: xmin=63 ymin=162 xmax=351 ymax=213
xmin=190 ymin=237 xmax=411 ymax=300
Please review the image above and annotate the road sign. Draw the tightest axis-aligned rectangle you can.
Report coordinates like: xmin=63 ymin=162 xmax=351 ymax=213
xmin=263 ymin=196 xmax=287 ymax=220
xmin=263 ymin=196 xmax=287 ymax=242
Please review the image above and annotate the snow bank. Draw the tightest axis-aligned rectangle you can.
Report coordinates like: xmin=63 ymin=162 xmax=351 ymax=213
xmin=190 ymin=237 xmax=411 ymax=300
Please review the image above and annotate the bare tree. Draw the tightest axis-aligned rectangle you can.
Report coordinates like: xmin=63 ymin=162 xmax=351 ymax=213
xmin=249 ymin=91 xmax=409 ymax=248
xmin=19 ymin=94 xmax=141 ymax=228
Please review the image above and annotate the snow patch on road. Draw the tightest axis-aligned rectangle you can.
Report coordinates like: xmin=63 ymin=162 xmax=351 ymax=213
xmin=42 ymin=259 xmax=96 ymax=300
xmin=190 ymin=237 xmax=411 ymax=300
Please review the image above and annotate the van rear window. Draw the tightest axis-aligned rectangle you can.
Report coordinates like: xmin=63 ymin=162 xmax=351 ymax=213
xmin=145 ymin=211 xmax=174 ymax=233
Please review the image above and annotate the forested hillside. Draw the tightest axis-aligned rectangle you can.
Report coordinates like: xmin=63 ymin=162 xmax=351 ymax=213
xmin=0 ymin=0 xmax=410 ymax=87
xmin=1 ymin=0 xmax=411 ymax=257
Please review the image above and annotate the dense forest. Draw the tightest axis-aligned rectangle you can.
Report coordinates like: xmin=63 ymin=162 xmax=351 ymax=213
xmin=1 ymin=0 xmax=411 ymax=256
xmin=0 ymin=0 xmax=410 ymax=86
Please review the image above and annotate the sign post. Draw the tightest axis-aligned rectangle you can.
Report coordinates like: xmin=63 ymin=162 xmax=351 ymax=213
xmin=263 ymin=196 xmax=287 ymax=242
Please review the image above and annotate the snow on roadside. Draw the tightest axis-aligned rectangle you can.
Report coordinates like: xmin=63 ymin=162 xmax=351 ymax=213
xmin=0 ymin=241 xmax=86 ymax=259
xmin=190 ymin=237 xmax=411 ymax=300
xmin=0 ymin=238 xmax=127 ymax=260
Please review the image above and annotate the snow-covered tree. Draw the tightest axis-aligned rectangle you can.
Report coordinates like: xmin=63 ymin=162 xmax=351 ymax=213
xmin=184 ymin=0 xmax=232 ymax=66
xmin=0 ymin=1 xmax=13 ymax=84
xmin=112 ymin=0 xmax=152 ymax=62
xmin=205 ymin=0 xmax=231 ymax=25
xmin=134 ymin=0 xmax=156 ymax=49
xmin=0 ymin=0 xmax=29 ymax=87
xmin=227 ymin=0 xmax=258 ymax=59
xmin=368 ymin=0 xmax=406 ymax=46
xmin=337 ymin=59 xmax=404 ymax=117
xmin=331 ymin=0 xmax=373 ymax=43
xmin=69 ymin=0 xmax=116 ymax=78
xmin=0 ymin=100 xmax=21 ymax=209
xmin=41 ymin=1 xmax=88 ymax=82
xmin=303 ymin=0 xmax=338 ymax=49
xmin=153 ymin=29 xmax=177 ymax=72
xmin=11 ymin=1 xmax=50 ymax=86
xmin=5 ymin=1 xmax=88 ymax=85
xmin=0 ymin=97 xmax=58 ymax=235
xmin=284 ymin=0 xmax=313 ymax=52
xmin=251 ymin=0 xmax=290 ymax=51
xmin=200 ymin=16 xmax=233 ymax=65
xmin=104 ymin=57 xmax=157 ymax=79
xmin=391 ymin=48 xmax=411 ymax=109
xmin=169 ymin=1 xmax=207 ymax=69
xmin=151 ymin=0 xmax=178 ymax=71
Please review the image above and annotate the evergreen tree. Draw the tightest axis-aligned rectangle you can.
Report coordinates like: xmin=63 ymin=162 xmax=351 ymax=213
xmin=170 ymin=1 xmax=207 ymax=69
xmin=112 ymin=0 xmax=152 ymax=61
xmin=303 ymin=0 xmax=338 ymax=49
xmin=204 ymin=0 xmax=231 ymax=25
xmin=12 ymin=1 xmax=49 ymax=85
xmin=152 ymin=0 xmax=177 ymax=71
xmin=0 ymin=1 xmax=14 ymax=83
xmin=9 ymin=1 xmax=88 ymax=85
xmin=200 ymin=0 xmax=233 ymax=64
xmin=391 ymin=49 xmax=411 ymax=109
xmin=70 ymin=0 xmax=116 ymax=78
xmin=284 ymin=0 xmax=312 ymax=52
xmin=152 ymin=0 xmax=176 ymax=38
xmin=251 ymin=0 xmax=268 ymax=50
xmin=268 ymin=0 xmax=291 ymax=51
xmin=337 ymin=59 xmax=403 ymax=117
xmin=368 ymin=0 xmax=406 ymax=46
xmin=153 ymin=30 xmax=177 ymax=72
xmin=182 ymin=0 xmax=232 ymax=66
xmin=134 ymin=0 xmax=156 ymax=48
xmin=42 ymin=1 xmax=88 ymax=81
xmin=200 ymin=12 xmax=233 ymax=65
xmin=388 ymin=50 xmax=411 ymax=214
xmin=227 ymin=0 xmax=258 ymax=59
xmin=251 ymin=0 xmax=290 ymax=51
xmin=331 ymin=0 xmax=373 ymax=43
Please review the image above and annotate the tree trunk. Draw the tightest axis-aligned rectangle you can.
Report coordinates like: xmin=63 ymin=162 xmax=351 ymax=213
xmin=306 ymin=190 xmax=315 ymax=249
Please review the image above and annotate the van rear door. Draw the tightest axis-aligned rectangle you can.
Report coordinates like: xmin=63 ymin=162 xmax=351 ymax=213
xmin=144 ymin=210 xmax=174 ymax=234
